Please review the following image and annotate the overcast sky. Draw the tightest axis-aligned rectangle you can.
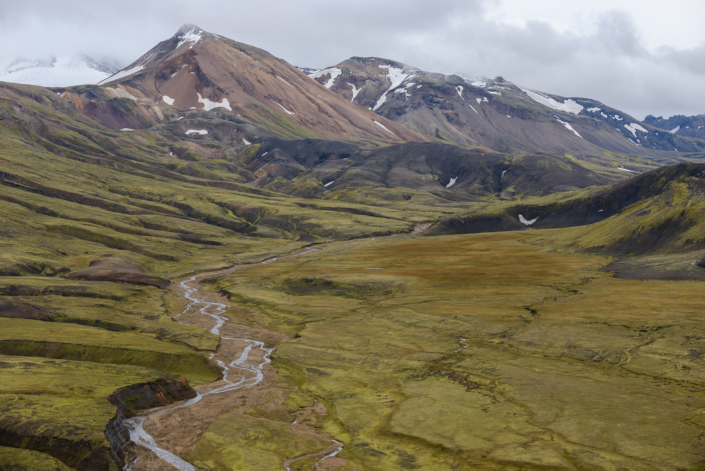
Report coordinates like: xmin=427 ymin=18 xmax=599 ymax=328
xmin=1 ymin=0 xmax=704 ymax=120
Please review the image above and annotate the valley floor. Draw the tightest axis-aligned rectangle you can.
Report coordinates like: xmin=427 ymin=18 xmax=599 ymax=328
xmin=2 ymin=227 xmax=704 ymax=470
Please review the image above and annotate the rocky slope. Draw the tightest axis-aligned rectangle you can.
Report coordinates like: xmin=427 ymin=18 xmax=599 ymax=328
xmin=308 ymin=57 xmax=705 ymax=157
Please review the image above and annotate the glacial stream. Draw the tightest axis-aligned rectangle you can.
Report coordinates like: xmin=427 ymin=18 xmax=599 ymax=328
xmin=121 ymin=224 xmax=430 ymax=470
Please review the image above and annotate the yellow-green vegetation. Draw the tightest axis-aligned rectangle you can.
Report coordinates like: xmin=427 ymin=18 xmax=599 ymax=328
xmin=0 ymin=318 xmax=218 ymax=385
xmin=0 ymin=356 xmax=169 ymax=470
xmin=185 ymin=413 xmax=329 ymax=470
xmin=0 ymin=446 xmax=73 ymax=471
xmin=204 ymin=231 xmax=705 ymax=469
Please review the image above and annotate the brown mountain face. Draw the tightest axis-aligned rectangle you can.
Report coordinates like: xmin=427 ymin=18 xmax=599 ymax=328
xmin=61 ymin=25 xmax=423 ymax=145
xmin=309 ymin=57 xmax=705 ymax=157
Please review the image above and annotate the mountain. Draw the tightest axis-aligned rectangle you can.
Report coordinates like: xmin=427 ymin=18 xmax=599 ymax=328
xmin=0 ymin=55 xmax=120 ymax=87
xmin=59 ymin=25 xmax=421 ymax=145
xmin=644 ymin=113 xmax=705 ymax=141
xmin=307 ymin=57 xmax=705 ymax=157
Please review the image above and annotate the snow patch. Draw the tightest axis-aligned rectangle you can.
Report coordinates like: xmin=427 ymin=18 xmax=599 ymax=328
xmin=405 ymin=82 xmax=416 ymax=88
xmin=670 ymin=125 xmax=680 ymax=133
xmin=613 ymin=115 xmax=623 ymax=121
xmin=120 ymin=128 xmax=134 ymax=131
xmin=177 ymin=28 xmax=203 ymax=49
xmin=417 ymin=85 xmax=423 ymax=88
xmin=456 ymin=85 xmax=464 ymax=100
xmin=501 ymin=170 xmax=507 ymax=178
xmin=373 ymin=120 xmax=397 ymax=136
xmin=197 ymin=93 xmax=231 ymax=111
xmin=185 ymin=129 xmax=208 ymax=135
xmin=310 ymin=68 xmax=341 ymax=88
xmin=243 ymin=139 xmax=251 ymax=145
xmin=176 ymin=117 xmax=184 ymax=121
xmin=523 ymin=89 xmax=583 ymax=114
xmin=519 ymin=215 xmax=538 ymax=225
xmin=601 ymin=112 xmax=608 ymax=118
xmin=262 ymin=152 xmax=268 ymax=157
xmin=348 ymin=83 xmax=362 ymax=102
xmin=394 ymin=88 xmax=410 ymax=99
xmin=446 ymin=177 xmax=457 ymax=188
xmin=162 ymin=95 xmax=175 ymax=105
xmin=98 ymin=65 xmax=144 ymax=85
xmin=276 ymin=103 xmax=294 ymax=115
xmin=487 ymin=90 xmax=501 ymax=96
xmin=373 ymin=64 xmax=414 ymax=111
xmin=624 ymin=123 xmax=648 ymax=137
xmin=556 ymin=118 xmax=582 ymax=138
xmin=471 ymin=80 xmax=486 ymax=87
xmin=587 ymin=107 xmax=601 ymax=113
xmin=469 ymin=104 xmax=479 ymax=114
xmin=324 ymin=181 xmax=335 ymax=187
xmin=618 ymin=167 xmax=636 ymax=172
xmin=476 ymin=97 xmax=488 ymax=104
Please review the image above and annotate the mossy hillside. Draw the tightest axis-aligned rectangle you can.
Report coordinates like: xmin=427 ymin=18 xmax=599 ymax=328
xmin=205 ymin=231 xmax=705 ymax=469
xmin=0 ymin=355 xmax=170 ymax=470
xmin=0 ymin=318 xmax=219 ymax=385
xmin=0 ymin=446 xmax=73 ymax=471
xmin=184 ymin=413 xmax=329 ymax=471
xmin=0 ymin=276 xmax=218 ymax=350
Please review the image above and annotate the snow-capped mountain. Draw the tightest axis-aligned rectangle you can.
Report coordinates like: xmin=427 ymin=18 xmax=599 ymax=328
xmin=0 ymin=55 xmax=121 ymax=87
xmin=306 ymin=57 xmax=705 ymax=156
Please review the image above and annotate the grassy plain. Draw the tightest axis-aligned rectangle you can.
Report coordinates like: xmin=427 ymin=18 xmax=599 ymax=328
xmin=203 ymin=230 xmax=705 ymax=469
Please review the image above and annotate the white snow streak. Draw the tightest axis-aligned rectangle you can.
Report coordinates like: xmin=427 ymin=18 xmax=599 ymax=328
xmin=523 ymin=89 xmax=583 ymax=114
xmin=519 ymin=214 xmax=538 ymax=225
xmin=373 ymin=120 xmax=397 ymax=136
xmin=185 ymin=129 xmax=208 ymax=135
xmin=277 ymin=76 xmax=295 ymax=88
xmin=324 ymin=181 xmax=335 ymax=187
xmin=243 ymin=139 xmax=251 ymax=145
xmin=446 ymin=177 xmax=457 ymax=188
xmin=456 ymin=85 xmax=464 ymax=100
xmin=469 ymin=104 xmax=479 ymax=114
xmin=162 ymin=95 xmax=175 ymax=105
xmin=556 ymin=118 xmax=582 ymax=138
xmin=120 ymin=128 xmax=134 ymax=131
xmin=98 ymin=65 xmax=144 ymax=85
xmin=501 ymin=170 xmax=507 ymax=178
xmin=276 ymin=103 xmax=295 ymax=115
xmin=618 ymin=167 xmax=636 ymax=172
xmin=670 ymin=125 xmax=681 ymax=133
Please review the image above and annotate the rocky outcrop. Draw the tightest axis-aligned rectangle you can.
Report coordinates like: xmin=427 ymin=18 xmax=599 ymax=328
xmin=105 ymin=376 xmax=197 ymax=468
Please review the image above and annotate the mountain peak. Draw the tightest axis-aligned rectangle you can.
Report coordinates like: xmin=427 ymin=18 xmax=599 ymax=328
xmin=175 ymin=24 xmax=203 ymax=36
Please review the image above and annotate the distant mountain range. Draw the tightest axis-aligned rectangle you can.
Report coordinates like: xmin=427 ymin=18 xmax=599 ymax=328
xmin=3 ymin=24 xmax=705 ymax=202
xmin=304 ymin=57 xmax=705 ymax=156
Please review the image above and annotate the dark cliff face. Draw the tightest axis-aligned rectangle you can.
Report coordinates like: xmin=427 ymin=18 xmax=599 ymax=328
xmin=105 ymin=375 xmax=198 ymax=468
xmin=108 ymin=375 xmax=197 ymax=417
